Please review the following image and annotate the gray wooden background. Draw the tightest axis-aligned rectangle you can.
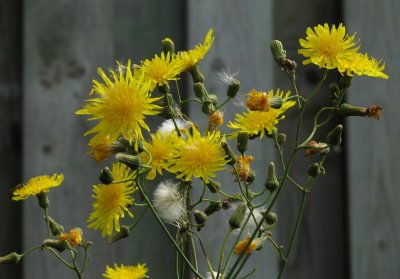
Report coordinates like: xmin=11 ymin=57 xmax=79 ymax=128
xmin=1 ymin=0 xmax=399 ymax=278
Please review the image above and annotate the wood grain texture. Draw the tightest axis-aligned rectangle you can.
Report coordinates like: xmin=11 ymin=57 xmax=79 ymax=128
xmin=0 ymin=0 xmax=22 ymax=278
xmin=344 ymin=1 xmax=400 ymax=278
xmin=273 ymin=1 xmax=348 ymax=279
xmin=23 ymin=0 xmax=184 ymax=278
xmin=187 ymin=1 xmax=277 ymax=278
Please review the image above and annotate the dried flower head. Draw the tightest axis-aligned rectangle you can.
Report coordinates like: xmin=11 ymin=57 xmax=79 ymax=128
xmin=57 ymin=227 xmax=83 ymax=247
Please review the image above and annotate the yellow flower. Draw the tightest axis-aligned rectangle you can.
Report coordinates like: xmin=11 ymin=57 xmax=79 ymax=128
xmin=246 ymin=88 xmax=290 ymax=112
xmin=338 ymin=52 xmax=389 ymax=79
xmin=87 ymin=163 xmax=137 ymax=237
xmin=140 ymin=131 xmax=178 ymax=180
xmin=136 ymin=51 xmax=184 ymax=89
xmin=76 ymin=60 xmax=162 ymax=145
xmin=179 ymin=28 xmax=214 ymax=69
xmin=234 ymin=237 xmax=257 ymax=255
xmin=12 ymin=174 xmax=64 ymax=201
xmin=228 ymin=91 xmax=295 ymax=138
xmin=87 ymin=136 xmax=116 ymax=162
xmin=57 ymin=228 xmax=83 ymax=247
xmin=103 ymin=263 xmax=149 ymax=279
xmin=169 ymin=128 xmax=227 ymax=183
xmin=298 ymin=23 xmax=359 ymax=69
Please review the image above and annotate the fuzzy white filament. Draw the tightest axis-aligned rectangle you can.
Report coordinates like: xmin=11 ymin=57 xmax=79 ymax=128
xmin=206 ymin=271 xmax=226 ymax=279
xmin=153 ymin=180 xmax=186 ymax=222
xmin=157 ymin=119 xmax=187 ymax=136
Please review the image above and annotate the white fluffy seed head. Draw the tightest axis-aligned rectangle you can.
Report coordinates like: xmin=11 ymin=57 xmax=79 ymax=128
xmin=232 ymin=207 xmax=265 ymax=235
xmin=153 ymin=180 xmax=186 ymax=222
xmin=157 ymin=119 xmax=187 ymax=136
xmin=206 ymin=272 xmax=226 ymax=279
xmin=217 ymin=69 xmax=239 ymax=85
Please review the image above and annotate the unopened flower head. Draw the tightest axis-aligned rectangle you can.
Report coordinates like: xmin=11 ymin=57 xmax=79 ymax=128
xmin=298 ymin=23 xmax=360 ymax=69
xmin=228 ymin=90 xmax=295 ymax=138
xmin=136 ymin=51 xmax=184 ymax=89
xmin=338 ymin=52 xmax=389 ymax=79
xmin=76 ymin=60 xmax=162 ymax=145
xmin=57 ymin=227 xmax=83 ymax=247
xmin=179 ymin=29 xmax=214 ymax=69
xmin=157 ymin=118 xmax=188 ymax=136
xmin=12 ymin=173 xmax=63 ymax=201
xmin=153 ymin=180 xmax=186 ymax=222
xmin=169 ymin=128 xmax=227 ymax=183
xmin=103 ymin=263 xmax=149 ymax=279
xmin=140 ymin=131 xmax=178 ymax=180
xmin=87 ymin=163 xmax=137 ymax=237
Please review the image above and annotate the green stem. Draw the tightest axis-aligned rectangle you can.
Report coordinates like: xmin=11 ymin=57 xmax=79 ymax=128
xmin=44 ymin=207 xmax=51 ymax=238
xmin=216 ymin=97 xmax=232 ymax=110
xmin=21 ymin=245 xmax=42 ymax=258
xmin=128 ymin=207 xmax=148 ymax=231
xmin=216 ymin=229 xmax=232 ymax=279
xmin=232 ymin=253 xmax=251 ymax=279
xmin=46 ymin=247 xmax=74 ymax=269
xmin=305 ymin=69 xmax=328 ymax=102
xmin=80 ymin=246 xmax=90 ymax=273
xmin=136 ymin=180 xmax=205 ymax=279
xmin=175 ymin=80 xmax=182 ymax=104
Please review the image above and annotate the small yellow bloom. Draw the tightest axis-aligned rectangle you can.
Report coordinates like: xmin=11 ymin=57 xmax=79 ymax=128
xmin=208 ymin=110 xmax=224 ymax=127
xmin=338 ymin=52 xmax=388 ymax=79
xmin=233 ymin=155 xmax=254 ymax=182
xmin=88 ymin=136 xmax=116 ymax=162
xmin=87 ymin=163 xmax=137 ymax=237
xmin=103 ymin=263 xmax=149 ymax=279
xmin=169 ymin=128 xmax=227 ymax=183
xmin=76 ymin=60 xmax=162 ymax=145
xmin=179 ymin=29 xmax=214 ymax=69
xmin=298 ymin=23 xmax=359 ymax=69
xmin=234 ymin=237 xmax=257 ymax=255
xmin=140 ymin=131 xmax=178 ymax=180
xmin=136 ymin=51 xmax=184 ymax=89
xmin=12 ymin=174 xmax=64 ymax=201
xmin=57 ymin=228 xmax=83 ymax=247
xmin=246 ymin=89 xmax=271 ymax=111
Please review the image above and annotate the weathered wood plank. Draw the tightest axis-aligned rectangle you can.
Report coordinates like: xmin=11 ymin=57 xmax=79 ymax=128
xmin=345 ymin=1 xmax=400 ymax=278
xmin=188 ymin=1 xmax=277 ymax=278
xmin=273 ymin=1 xmax=348 ymax=279
xmin=0 ymin=0 xmax=22 ymax=278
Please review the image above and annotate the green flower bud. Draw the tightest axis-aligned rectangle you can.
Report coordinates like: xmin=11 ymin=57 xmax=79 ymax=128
xmin=0 ymin=252 xmax=21 ymax=264
xmin=193 ymin=210 xmax=208 ymax=231
xmin=326 ymin=124 xmax=343 ymax=146
xmin=227 ymin=79 xmax=240 ymax=98
xmin=246 ymin=171 xmax=256 ymax=183
xmin=270 ymin=40 xmax=286 ymax=63
xmin=99 ymin=167 xmax=114 ymax=185
xmin=116 ymin=153 xmax=142 ymax=171
xmin=201 ymin=101 xmax=215 ymax=115
xmin=193 ymin=82 xmax=208 ymax=99
xmin=204 ymin=201 xmax=222 ymax=216
xmin=329 ymin=82 xmax=340 ymax=103
xmin=36 ymin=192 xmax=49 ymax=209
xmin=189 ymin=64 xmax=205 ymax=83
xmin=265 ymin=162 xmax=279 ymax=192
xmin=277 ymin=133 xmax=286 ymax=145
xmin=265 ymin=212 xmax=278 ymax=225
xmin=221 ymin=141 xmax=237 ymax=166
xmin=42 ymin=239 xmax=69 ymax=252
xmin=108 ymin=225 xmax=130 ymax=244
xmin=229 ymin=203 xmax=247 ymax=230
xmin=45 ymin=216 xmax=64 ymax=236
xmin=307 ymin=163 xmax=325 ymax=178
xmin=162 ymin=38 xmax=175 ymax=56
xmin=339 ymin=75 xmax=352 ymax=89
xmin=269 ymin=96 xmax=283 ymax=109
xmin=205 ymin=178 xmax=221 ymax=193
xmin=237 ymin=132 xmax=248 ymax=154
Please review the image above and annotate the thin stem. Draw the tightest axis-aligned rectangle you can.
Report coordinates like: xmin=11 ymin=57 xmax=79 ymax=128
xmin=175 ymin=80 xmax=182 ymax=104
xmin=46 ymin=247 xmax=74 ymax=269
xmin=44 ymin=208 xmax=51 ymax=238
xmin=80 ymin=246 xmax=90 ymax=273
xmin=21 ymin=245 xmax=42 ymax=258
xmin=299 ymin=107 xmax=335 ymax=147
xmin=232 ymin=253 xmax=251 ymax=279
xmin=305 ymin=69 xmax=328 ymax=102
xmin=216 ymin=97 xmax=232 ymax=110
xmin=128 ymin=207 xmax=148 ymax=231
xmin=180 ymin=98 xmax=203 ymax=105
xmin=136 ymin=180 xmax=205 ymax=279
xmin=266 ymin=237 xmax=285 ymax=261
xmin=239 ymin=268 xmax=256 ymax=279
xmin=190 ymin=183 xmax=207 ymax=209
xmin=216 ymin=229 xmax=232 ymax=279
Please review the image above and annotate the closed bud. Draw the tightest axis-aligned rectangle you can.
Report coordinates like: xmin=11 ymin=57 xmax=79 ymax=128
xmin=42 ymin=239 xmax=69 ymax=252
xmin=270 ymin=40 xmax=286 ymax=63
xmin=193 ymin=82 xmax=208 ymax=99
xmin=201 ymin=101 xmax=215 ymax=115
xmin=265 ymin=162 xmax=279 ymax=192
xmin=246 ymin=171 xmax=256 ymax=183
xmin=36 ymin=192 xmax=49 ymax=209
xmin=193 ymin=210 xmax=208 ymax=231
xmin=162 ymin=38 xmax=175 ymax=56
xmin=277 ymin=133 xmax=286 ymax=145
xmin=0 ymin=252 xmax=21 ymax=264
xmin=339 ymin=75 xmax=352 ymax=89
xmin=307 ymin=163 xmax=325 ymax=178
xmin=326 ymin=124 xmax=343 ymax=146
xmin=209 ymin=94 xmax=219 ymax=106
xmin=116 ymin=153 xmax=142 ymax=171
xmin=237 ymin=132 xmax=248 ymax=154
xmin=221 ymin=141 xmax=237 ymax=166
xmin=99 ymin=167 xmax=113 ymax=185
xmin=329 ymin=83 xmax=340 ymax=103
xmin=108 ymin=225 xmax=130 ymax=244
xmin=227 ymin=79 xmax=240 ymax=98
xmin=45 ymin=216 xmax=64 ymax=236
xmin=269 ymin=96 xmax=283 ymax=109
xmin=205 ymin=178 xmax=221 ymax=193
xmin=204 ymin=201 xmax=222 ymax=216
xmin=265 ymin=212 xmax=278 ymax=225
xmin=189 ymin=64 xmax=205 ymax=83
xmin=229 ymin=203 xmax=247 ymax=230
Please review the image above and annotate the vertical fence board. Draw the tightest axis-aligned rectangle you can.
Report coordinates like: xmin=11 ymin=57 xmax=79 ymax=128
xmin=188 ymin=1 xmax=277 ymax=278
xmin=345 ymin=1 xmax=400 ymax=278
xmin=0 ymin=1 xmax=22 ymax=278
xmin=273 ymin=1 xmax=347 ymax=279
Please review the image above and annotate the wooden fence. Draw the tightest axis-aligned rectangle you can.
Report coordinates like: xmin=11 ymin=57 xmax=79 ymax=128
xmin=0 ymin=0 xmax=399 ymax=278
